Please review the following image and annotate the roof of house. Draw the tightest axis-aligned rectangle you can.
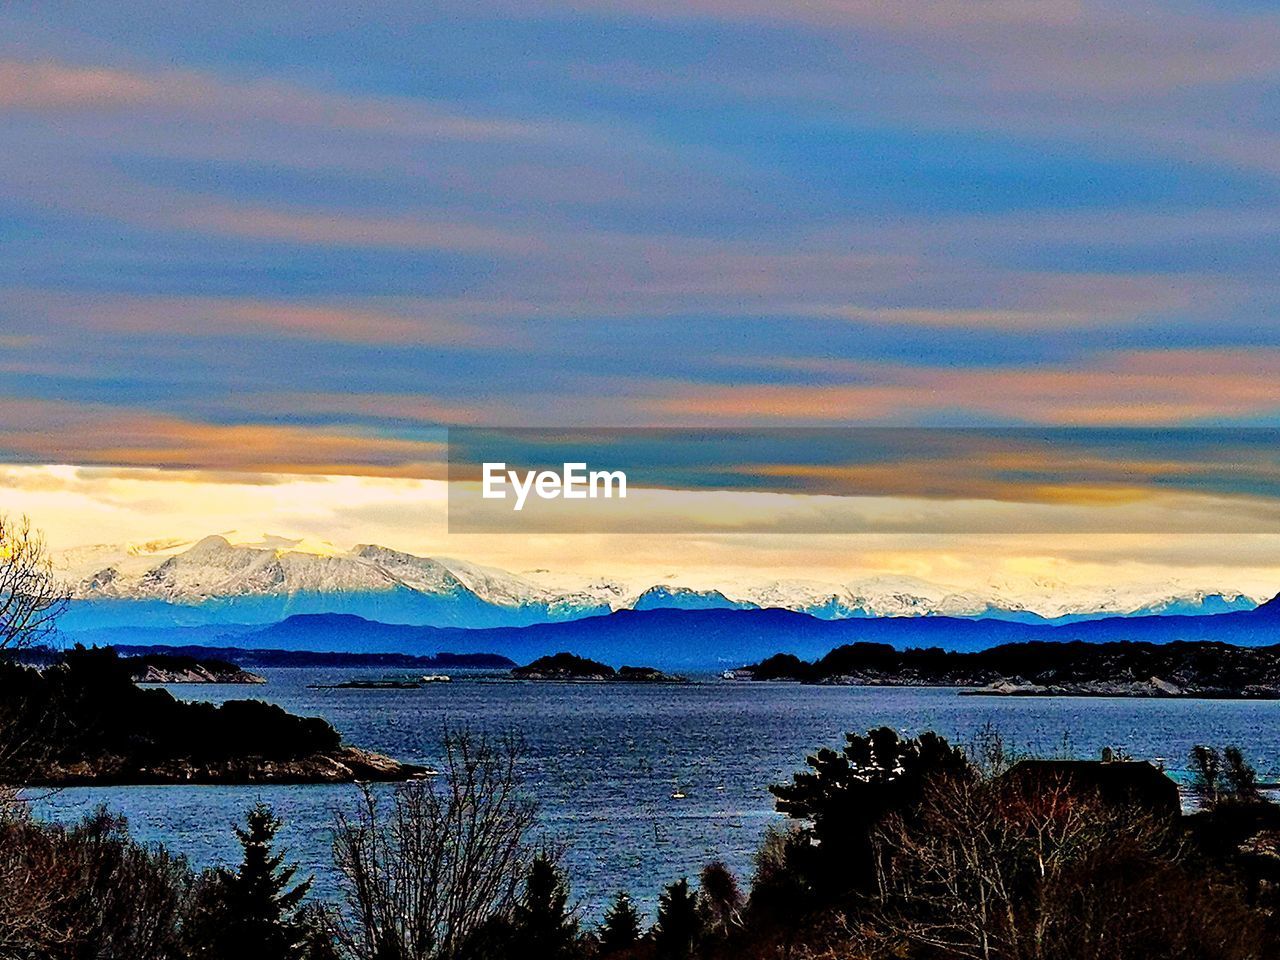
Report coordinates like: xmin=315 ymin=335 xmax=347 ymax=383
xmin=1001 ymin=759 xmax=1181 ymax=818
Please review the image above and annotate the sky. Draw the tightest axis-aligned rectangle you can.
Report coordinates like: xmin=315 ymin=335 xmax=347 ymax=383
xmin=3 ymin=2 xmax=1280 ymax=595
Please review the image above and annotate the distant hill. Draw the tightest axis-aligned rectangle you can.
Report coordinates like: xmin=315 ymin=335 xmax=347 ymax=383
xmin=113 ymin=644 xmax=515 ymax=670
xmin=740 ymin=639 xmax=1280 ymax=698
xmin=70 ymin=595 xmax=1280 ymax=669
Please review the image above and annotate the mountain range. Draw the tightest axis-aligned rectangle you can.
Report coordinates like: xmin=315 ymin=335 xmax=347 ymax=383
xmin=56 ymin=533 xmax=1262 ymax=634
xmin=58 ymin=594 xmax=1280 ymax=669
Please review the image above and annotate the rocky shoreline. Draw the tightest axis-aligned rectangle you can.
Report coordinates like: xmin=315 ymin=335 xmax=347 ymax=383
xmin=964 ymin=677 xmax=1280 ymax=698
xmin=738 ymin=640 xmax=1280 ymax=699
xmin=24 ymin=746 xmax=428 ymax=786
xmin=127 ymin=654 xmax=265 ymax=684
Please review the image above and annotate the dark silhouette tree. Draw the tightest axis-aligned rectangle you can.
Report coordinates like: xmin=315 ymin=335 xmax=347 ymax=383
xmin=598 ymin=891 xmax=642 ymax=954
xmin=770 ymin=727 xmax=969 ymax=898
xmin=653 ymin=879 xmax=704 ymax=960
xmin=1191 ymin=745 xmax=1226 ymax=807
xmin=698 ymin=861 xmax=741 ymax=937
xmin=1224 ymin=746 xmax=1261 ymax=802
xmin=508 ymin=853 xmax=579 ymax=959
xmin=189 ymin=803 xmax=314 ymax=960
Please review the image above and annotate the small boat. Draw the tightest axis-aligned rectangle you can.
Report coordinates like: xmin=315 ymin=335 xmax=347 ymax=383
xmin=671 ymin=791 xmax=686 ymax=800
xmin=420 ymin=674 xmax=452 ymax=683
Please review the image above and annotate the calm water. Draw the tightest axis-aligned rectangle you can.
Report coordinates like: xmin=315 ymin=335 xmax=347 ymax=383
xmin=28 ymin=668 xmax=1280 ymax=918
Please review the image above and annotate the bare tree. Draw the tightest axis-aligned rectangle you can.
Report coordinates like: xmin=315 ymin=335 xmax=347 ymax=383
xmin=0 ymin=515 xmax=67 ymax=787
xmin=0 ymin=804 xmax=194 ymax=959
xmin=0 ymin=514 xmax=67 ymax=651
xmin=848 ymin=771 xmax=1262 ymax=960
xmin=329 ymin=729 xmax=538 ymax=960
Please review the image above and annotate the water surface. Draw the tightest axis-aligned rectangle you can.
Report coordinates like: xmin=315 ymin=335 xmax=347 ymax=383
xmin=31 ymin=668 xmax=1280 ymax=917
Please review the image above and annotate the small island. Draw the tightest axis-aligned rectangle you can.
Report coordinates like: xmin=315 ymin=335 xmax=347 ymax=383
xmin=512 ymin=652 xmax=685 ymax=683
xmin=737 ymin=640 xmax=1280 ymax=698
xmin=127 ymin=653 xmax=266 ymax=684
xmin=310 ymin=676 xmax=452 ymax=689
xmin=1 ymin=646 xmax=425 ymax=786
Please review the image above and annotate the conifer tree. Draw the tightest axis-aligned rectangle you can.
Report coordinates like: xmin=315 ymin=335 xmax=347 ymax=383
xmin=598 ymin=891 xmax=642 ymax=954
xmin=509 ymin=853 xmax=579 ymax=959
xmin=653 ymin=878 xmax=704 ymax=960
xmin=190 ymin=802 xmax=314 ymax=960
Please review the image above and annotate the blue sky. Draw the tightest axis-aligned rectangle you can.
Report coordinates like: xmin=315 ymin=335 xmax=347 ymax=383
xmin=2 ymin=0 xmax=1280 ymax=478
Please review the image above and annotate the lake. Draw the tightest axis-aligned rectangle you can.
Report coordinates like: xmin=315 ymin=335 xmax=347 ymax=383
xmin=28 ymin=668 xmax=1280 ymax=919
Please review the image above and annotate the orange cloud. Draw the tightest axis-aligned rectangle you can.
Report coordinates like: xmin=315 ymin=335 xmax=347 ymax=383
xmin=34 ymin=293 xmax=510 ymax=348
xmin=646 ymin=349 xmax=1280 ymax=425
xmin=0 ymin=399 xmax=446 ymax=478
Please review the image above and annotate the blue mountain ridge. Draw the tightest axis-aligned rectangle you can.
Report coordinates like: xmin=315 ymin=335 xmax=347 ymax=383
xmin=62 ymin=593 xmax=1280 ymax=670
xmin=58 ymin=588 xmax=1255 ymax=634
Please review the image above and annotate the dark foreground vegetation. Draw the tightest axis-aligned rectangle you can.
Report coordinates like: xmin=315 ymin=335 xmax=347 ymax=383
xmin=6 ymin=724 xmax=1280 ymax=959
xmin=745 ymin=639 xmax=1280 ymax=696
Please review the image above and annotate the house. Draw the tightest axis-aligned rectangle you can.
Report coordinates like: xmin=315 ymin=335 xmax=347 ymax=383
xmin=999 ymin=757 xmax=1181 ymax=821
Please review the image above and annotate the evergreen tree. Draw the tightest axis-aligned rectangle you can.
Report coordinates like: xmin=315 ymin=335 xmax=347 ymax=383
xmin=653 ymin=879 xmax=704 ymax=960
xmin=508 ymin=853 xmax=579 ymax=959
xmin=189 ymin=802 xmax=315 ymax=960
xmin=770 ymin=727 xmax=968 ymax=896
xmin=598 ymin=891 xmax=642 ymax=954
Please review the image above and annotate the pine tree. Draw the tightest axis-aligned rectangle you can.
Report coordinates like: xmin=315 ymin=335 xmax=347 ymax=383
xmin=509 ymin=853 xmax=579 ymax=959
xmin=191 ymin=802 xmax=315 ymax=960
xmin=598 ymin=891 xmax=642 ymax=954
xmin=653 ymin=878 xmax=704 ymax=960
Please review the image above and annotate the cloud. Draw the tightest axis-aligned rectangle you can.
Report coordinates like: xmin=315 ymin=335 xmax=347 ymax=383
xmin=0 ymin=59 xmax=537 ymax=140
xmin=517 ymin=0 xmax=1280 ymax=99
xmin=0 ymin=398 xmax=447 ymax=477
xmin=10 ymin=291 xmax=514 ymax=348
xmin=642 ymin=349 xmax=1280 ymax=425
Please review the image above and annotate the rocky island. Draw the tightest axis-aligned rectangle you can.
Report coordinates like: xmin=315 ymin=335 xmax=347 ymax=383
xmin=512 ymin=652 xmax=685 ymax=682
xmin=127 ymin=653 xmax=266 ymax=684
xmin=739 ymin=640 xmax=1280 ymax=698
xmin=1 ymin=646 xmax=425 ymax=786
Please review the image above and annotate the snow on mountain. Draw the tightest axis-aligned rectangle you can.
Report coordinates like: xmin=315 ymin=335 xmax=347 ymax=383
xmin=632 ymin=585 xmax=753 ymax=611
xmin=433 ymin=558 xmax=617 ymax=618
xmin=54 ymin=533 xmax=1266 ymax=630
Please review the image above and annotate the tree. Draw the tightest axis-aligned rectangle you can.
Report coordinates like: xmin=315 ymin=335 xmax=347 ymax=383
xmin=653 ymin=879 xmax=704 ymax=960
xmin=1192 ymin=745 xmax=1226 ymax=807
xmin=0 ymin=514 xmax=66 ymax=651
xmin=188 ymin=803 xmax=314 ymax=960
xmin=507 ymin=854 xmax=579 ymax=959
xmin=0 ymin=805 xmax=194 ymax=960
xmin=598 ymin=891 xmax=642 ymax=955
xmin=0 ymin=515 xmax=68 ymax=784
xmin=330 ymin=728 xmax=538 ymax=960
xmin=1224 ymin=746 xmax=1261 ymax=803
xmin=698 ymin=861 xmax=741 ymax=937
xmin=866 ymin=772 xmax=1259 ymax=960
xmin=770 ymin=727 xmax=969 ymax=897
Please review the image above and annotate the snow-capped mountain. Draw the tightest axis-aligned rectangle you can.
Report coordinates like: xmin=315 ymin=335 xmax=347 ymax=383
xmin=54 ymin=533 xmax=1264 ymax=633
